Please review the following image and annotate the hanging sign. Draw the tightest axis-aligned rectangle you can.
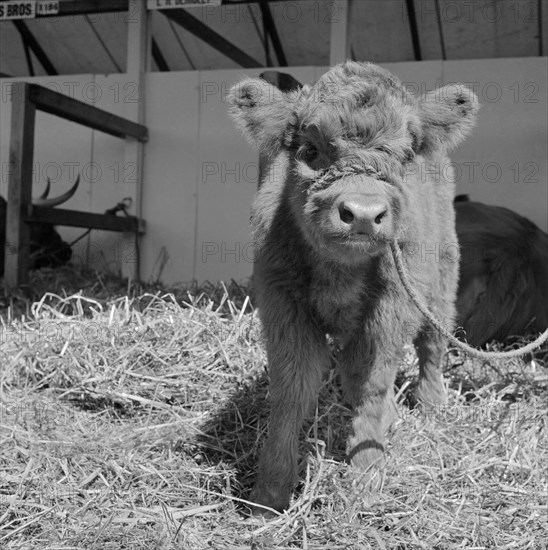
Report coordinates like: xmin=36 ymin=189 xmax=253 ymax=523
xmin=0 ymin=1 xmax=36 ymax=20
xmin=36 ymin=1 xmax=59 ymax=16
xmin=147 ymin=0 xmax=221 ymax=9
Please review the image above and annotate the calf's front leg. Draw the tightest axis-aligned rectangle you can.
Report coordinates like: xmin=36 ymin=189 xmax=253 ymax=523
xmin=338 ymin=337 xmax=399 ymax=470
xmin=413 ymin=255 xmax=458 ymax=406
xmin=414 ymin=327 xmax=449 ymax=406
xmin=249 ymin=311 xmax=330 ymax=515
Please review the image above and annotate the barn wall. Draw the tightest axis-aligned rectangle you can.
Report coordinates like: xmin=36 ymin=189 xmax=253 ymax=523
xmin=0 ymin=57 xmax=546 ymax=285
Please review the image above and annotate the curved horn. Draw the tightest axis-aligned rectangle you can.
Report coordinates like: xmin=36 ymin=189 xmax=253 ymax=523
xmin=33 ymin=175 xmax=80 ymax=208
xmin=37 ymin=178 xmax=51 ymax=200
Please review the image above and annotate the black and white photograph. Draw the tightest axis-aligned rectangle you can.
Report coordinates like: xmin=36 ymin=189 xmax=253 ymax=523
xmin=0 ymin=1 xmax=547 ymax=548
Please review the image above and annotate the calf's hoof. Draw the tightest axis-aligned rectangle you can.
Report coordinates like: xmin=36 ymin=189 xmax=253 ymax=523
xmin=247 ymin=482 xmax=291 ymax=518
xmin=415 ymin=378 xmax=447 ymax=407
xmin=347 ymin=438 xmax=386 ymax=470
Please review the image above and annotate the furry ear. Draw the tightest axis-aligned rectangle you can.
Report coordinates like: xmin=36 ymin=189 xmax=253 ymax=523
xmin=227 ymin=78 xmax=294 ymax=154
xmin=418 ymin=84 xmax=479 ymax=154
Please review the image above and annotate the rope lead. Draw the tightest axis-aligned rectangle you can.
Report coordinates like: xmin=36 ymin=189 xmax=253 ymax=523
xmin=390 ymin=240 xmax=548 ymax=360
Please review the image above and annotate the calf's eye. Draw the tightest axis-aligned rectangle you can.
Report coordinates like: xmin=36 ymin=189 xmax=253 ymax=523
xmin=304 ymin=145 xmax=319 ymax=162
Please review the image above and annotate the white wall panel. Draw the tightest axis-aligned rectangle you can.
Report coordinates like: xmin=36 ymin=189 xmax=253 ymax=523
xmin=85 ymin=74 xmax=139 ymax=277
xmin=1 ymin=57 xmax=546 ymax=286
xmin=194 ymin=67 xmax=317 ymax=284
xmin=141 ymin=71 xmax=200 ymax=285
xmin=443 ymin=58 xmax=547 ymax=232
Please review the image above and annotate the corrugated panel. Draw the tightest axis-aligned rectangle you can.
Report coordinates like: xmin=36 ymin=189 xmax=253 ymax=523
xmin=150 ymin=8 xmax=265 ymax=72
xmin=437 ymin=0 xmax=541 ymax=59
xmin=150 ymin=11 xmax=197 ymax=71
xmin=267 ymin=1 xmax=330 ymax=66
xmin=86 ymin=12 xmax=127 ymax=72
xmin=153 ymin=5 xmax=265 ymax=70
xmin=0 ymin=23 xmax=34 ymax=76
xmin=350 ymin=0 xmax=416 ymax=62
xmin=0 ymin=0 xmax=544 ymax=77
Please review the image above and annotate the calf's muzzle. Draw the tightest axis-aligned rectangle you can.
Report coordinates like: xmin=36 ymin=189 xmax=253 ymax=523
xmin=337 ymin=194 xmax=389 ymax=236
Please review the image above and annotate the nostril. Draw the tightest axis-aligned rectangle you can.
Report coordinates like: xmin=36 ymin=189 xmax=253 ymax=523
xmin=339 ymin=204 xmax=355 ymax=224
xmin=337 ymin=197 xmax=389 ymax=231
xmin=374 ymin=208 xmax=388 ymax=225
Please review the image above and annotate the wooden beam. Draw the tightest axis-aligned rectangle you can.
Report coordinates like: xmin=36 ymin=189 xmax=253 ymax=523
xmin=540 ymin=0 xmax=546 ymax=56
xmin=223 ymin=0 xmax=309 ymax=3
xmin=4 ymin=76 xmax=150 ymax=286
xmin=35 ymin=0 xmax=315 ymax=18
xmin=164 ymin=9 xmax=262 ymax=68
xmin=22 ymin=38 xmax=35 ymax=76
xmin=260 ymin=70 xmax=302 ymax=92
xmin=13 ymin=20 xmax=57 ymax=75
xmin=259 ymin=0 xmax=288 ymax=66
xmin=5 ymin=83 xmax=36 ymax=287
xmin=152 ymin=37 xmax=170 ymax=71
xmin=329 ymin=0 xmax=352 ymax=65
xmin=28 ymin=84 xmax=148 ymax=141
xmin=123 ymin=0 xmax=150 ymax=281
xmin=405 ymin=0 xmax=422 ymax=61
xmin=27 ymin=206 xmax=146 ymax=234
xmin=434 ymin=0 xmax=446 ymax=60
xmin=38 ymin=0 xmax=129 ymax=17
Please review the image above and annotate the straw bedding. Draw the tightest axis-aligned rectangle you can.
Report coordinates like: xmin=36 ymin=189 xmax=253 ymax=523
xmin=1 ymin=267 xmax=546 ymax=549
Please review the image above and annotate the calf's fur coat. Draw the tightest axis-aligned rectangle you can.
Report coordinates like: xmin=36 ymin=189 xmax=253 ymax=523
xmin=229 ymin=61 xmax=479 ymax=514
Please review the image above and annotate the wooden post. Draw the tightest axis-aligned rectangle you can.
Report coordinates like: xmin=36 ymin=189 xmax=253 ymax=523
xmin=5 ymin=83 xmax=36 ymax=288
xmin=329 ymin=0 xmax=352 ymax=66
xmin=123 ymin=0 xmax=150 ymax=281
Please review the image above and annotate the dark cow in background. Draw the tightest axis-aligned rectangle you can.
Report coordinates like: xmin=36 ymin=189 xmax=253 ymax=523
xmin=0 ymin=177 xmax=79 ymax=277
xmin=455 ymin=195 xmax=548 ymax=347
xmin=229 ymin=61 xmax=479 ymax=514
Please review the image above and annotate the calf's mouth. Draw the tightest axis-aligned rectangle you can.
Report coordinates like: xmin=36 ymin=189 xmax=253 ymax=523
xmin=302 ymin=173 xmax=396 ymax=262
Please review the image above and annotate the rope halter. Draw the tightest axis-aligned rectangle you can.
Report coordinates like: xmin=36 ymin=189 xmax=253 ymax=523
xmin=307 ymin=163 xmax=385 ymax=195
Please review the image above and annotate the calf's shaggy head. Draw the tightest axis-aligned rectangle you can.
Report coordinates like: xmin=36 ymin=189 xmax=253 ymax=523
xmin=229 ymin=61 xmax=478 ymax=265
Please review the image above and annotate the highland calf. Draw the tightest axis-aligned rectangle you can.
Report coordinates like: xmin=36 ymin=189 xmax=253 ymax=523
xmin=229 ymin=62 xmax=479 ymax=514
